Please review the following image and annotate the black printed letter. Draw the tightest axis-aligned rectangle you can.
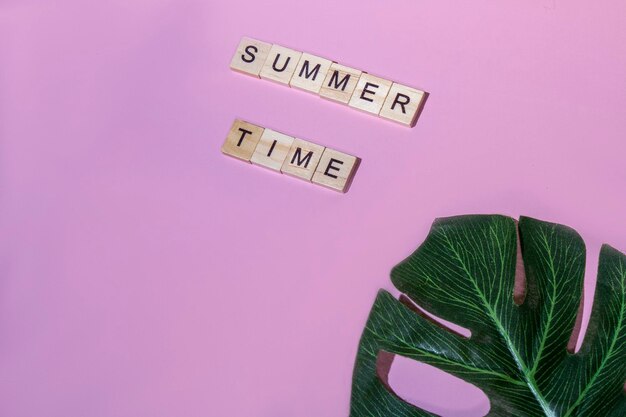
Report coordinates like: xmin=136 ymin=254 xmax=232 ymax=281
xmin=242 ymin=45 xmax=258 ymax=63
xmin=324 ymin=158 xmax=344 ymax=179
xmin=272 ymin=54 xmax=291 ymax=72
xmin=266 ymin=140 xmax=277 ymax=156
xmin=290 ymin=148 xmax=314 ymax=168
xmin=391 ymin=93 xmax=410 ymax=114
xmin=327 ymin=71 xmax=350 ymax=91
xmin=298 ymin=61 xmax=321 ymax=80
xmin=237 ymin=128 xmax=253 ymax=146
xmin=360 ymin=83 xmax=379 ymax=102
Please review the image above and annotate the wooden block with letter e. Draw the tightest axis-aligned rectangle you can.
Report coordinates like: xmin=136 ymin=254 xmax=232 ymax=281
xmin=379 ymin=82 xmax=426 ymax=127
xmin=289 ymin=53 xmax=333 ymax=94
xmin=312 ymin=148 xmax=360 ymax=193
xmin=259 ymin=45 xmax=302 ymax=86
xmin=221 ymin=119 xmax=265 ymax=162
xmin=348 ymin=73 xmax=392 ymax=115
xmin=281 ymin=138 xmax=325 ymax=180
xmin=229 ymin=37 xmax=272 ymax=78
xmin=250 ymin=128 xmax=295 ymax=172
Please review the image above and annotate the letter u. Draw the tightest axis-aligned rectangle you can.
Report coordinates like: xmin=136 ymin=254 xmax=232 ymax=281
xmin=272 ymin=54 xmax=291 ymax=72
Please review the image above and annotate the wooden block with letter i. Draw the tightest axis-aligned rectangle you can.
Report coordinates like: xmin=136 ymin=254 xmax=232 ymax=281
xmin=250 ymin=129 xmax=295 ymax=172
xmin=221 ymin=119 xmax=265 ymax=162
xmin=229 ymin=37 xmax=272 ymax=78
xmin=281 ymin=138 xmax=325 ymax=181
xmin=379 ymin=82 xmax=426 ymax=127
xmin=259 ymin=45 xmax=302 ymax=86
xmin=289 ymin=53 xmax=333 ymax=94
xmin=312 ymin=148 xmax=360 ymax=193
xmin=348 ymin=73 xmax=392 ymax=115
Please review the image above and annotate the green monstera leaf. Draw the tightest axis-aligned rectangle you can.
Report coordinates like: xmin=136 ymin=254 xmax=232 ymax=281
xmin=351 ymin=215 xmax=626 ymax=417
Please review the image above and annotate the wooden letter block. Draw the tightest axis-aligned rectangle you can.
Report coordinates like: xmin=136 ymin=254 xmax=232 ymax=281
xmin=229 ymin=37 xmax=272 ymax=78
xmin=319 ymin=63 xmax=362 ymax=104
xmin=312 ymin=148 xmax=359 ymax=193
xmin=259 ymin=45 xmax=302 ymax=85
xmin=379 ymin=82 xmax=426 ymax=127
xmin=250 ymin=128 xmax=294 ymax=172
xmin=221 ymin=119 xmax=265 ymax=162
xmin=289 ymin=53 xmax=333 ymax=94
xmin=281 ymin=138 xmax=325 ymax=181
xmin=348 ymin=73 xmax=392 ymax=115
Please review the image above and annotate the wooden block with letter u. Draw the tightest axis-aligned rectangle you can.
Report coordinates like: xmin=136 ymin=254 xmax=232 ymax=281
xmin=221 ymin=120 xmax=359 ymax=193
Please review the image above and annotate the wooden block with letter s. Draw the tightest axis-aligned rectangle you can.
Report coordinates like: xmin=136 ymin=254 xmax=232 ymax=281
xmin=229 ymin=37 xmax=272 ymax=78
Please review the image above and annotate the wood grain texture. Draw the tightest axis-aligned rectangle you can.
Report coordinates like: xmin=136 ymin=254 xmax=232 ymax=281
xmin=259 ymin=44 xmax=303 ymax=85
xmin=348 ymin=73 xmax=392 ymax=115
xmin=379 ymin=82 xmax=426 ymax=127
xmin=312 ymin=148 xmax=359 ymax=193
xmin=250 ymin=128 xmax=295 ymax=171
xmin=229 ymin=37 xmax=272 ymax=78
xmin=289 ymin=53 xmax=333 ymax=94
xmin=281 ymin=138 xmax=325 ymax=181
xmin=319 ymin=63 xmax=362 ymax=104
xmin=221 ymin=119 xmax=264 ymax=162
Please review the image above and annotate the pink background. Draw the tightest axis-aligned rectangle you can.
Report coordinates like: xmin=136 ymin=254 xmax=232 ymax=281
xmin=1 ymin=0 xmax=625 ymax=416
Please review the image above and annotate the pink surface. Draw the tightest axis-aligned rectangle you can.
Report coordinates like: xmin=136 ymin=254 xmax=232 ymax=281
xmin=1 ymin=1 xmax=625 ymax=416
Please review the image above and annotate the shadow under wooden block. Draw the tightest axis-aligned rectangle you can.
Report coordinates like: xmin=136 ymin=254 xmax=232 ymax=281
xmin=289 ymin=53 xmax=333 ymax=94
xmin=229 ymin=37 xmax=272 ymax=78
xmin=319 ymin=63 xmax=362 ymax=104
xmin=348 ymin=73 xmax=392 ymax=115
xmin=379 ymin=83 xmax=427 ymax=127
xmin=250 ymin=128 xmax=295 ymax=172
xmin=311 ymin=148 xmax=360 ymax=193
xmin=221 ymin=119 xmax=265 ymax=162
xmin=259 ymin=45 xmax=302 ymax=86
xmin=281 ymin=138 xmax=325 ymax=181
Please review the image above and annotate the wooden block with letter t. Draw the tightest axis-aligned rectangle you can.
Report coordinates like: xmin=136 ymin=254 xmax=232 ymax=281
xmin=289 ymin=53 xmax=333 ymax=94
xmin=379 ymin=82 xmax=426 ymax=127
xmin=259 ymin=45 xmax=302 ymax=86
xmin=229 ymin=37 xmax=272 ymax=78
xmin=281 ymin=138 xmax=325 ymax=180
xmin=348 ymin=73 xmax=392 ymax=115
xmin=221 ymin=119 xmax=265 ymax=162
xmin=312 ymin=148 xmax=360 ymax=193
xmin=250 ymin=129 xmax=295 ymax=172
xmin=319 ymin=63 xmax=362 ymax=104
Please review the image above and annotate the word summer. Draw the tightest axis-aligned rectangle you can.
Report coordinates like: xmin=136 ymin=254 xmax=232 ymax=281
xmin=230 ymin=37 xmax=427 ymax=127
xmin=221 ymin=119 xmax=360 ymax=193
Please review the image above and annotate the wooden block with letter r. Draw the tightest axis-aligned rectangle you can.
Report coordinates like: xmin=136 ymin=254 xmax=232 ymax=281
xmin=229 ymin=37 xmax=272 ymax=78
xmin=221 ymin=119 xmax=265 ymax=162
xmin=312 ymin=148 xmax=360 ymax=193
xmin=379 ymin=82 xmax=426 ymax=127
xmin=281 ymin=138 xmax=325 ymax=181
